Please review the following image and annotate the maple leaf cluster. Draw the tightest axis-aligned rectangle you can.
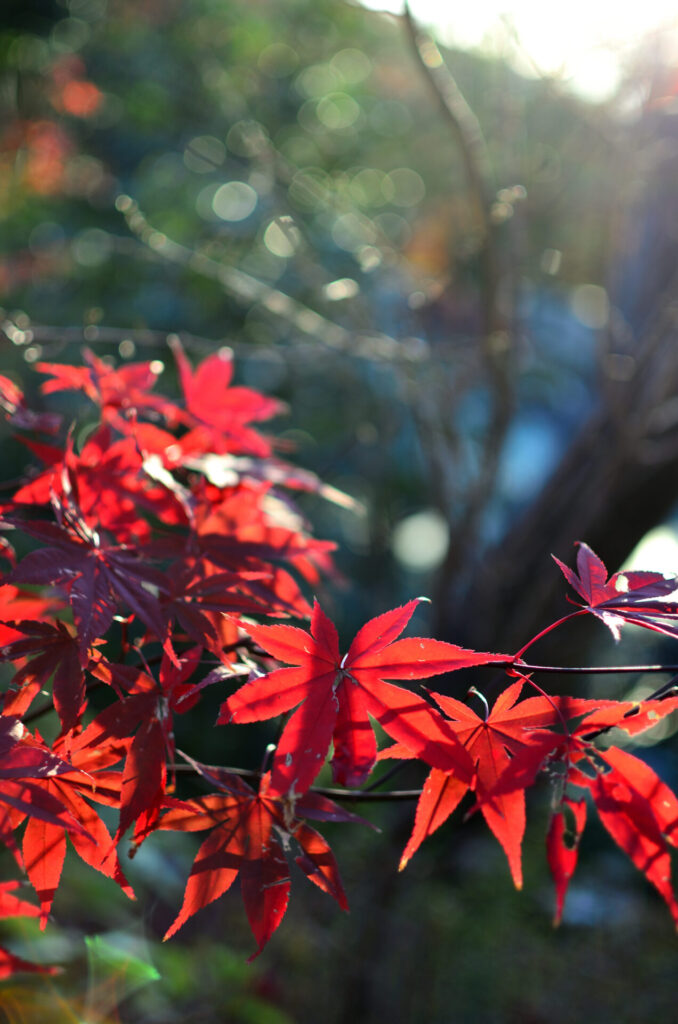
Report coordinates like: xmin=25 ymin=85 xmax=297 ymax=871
xmin=2 ymin=347 xmax=678 ymax=971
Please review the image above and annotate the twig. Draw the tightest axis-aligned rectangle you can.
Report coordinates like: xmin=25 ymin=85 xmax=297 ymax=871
xmin=401 ymin=4 xmax=515 ymax=615
xmin=115 ymin=196 xmax=422 ymax=362
xmin=2 ymin=321 xmax=226 ymax=358
xmin=518 ymin=662 xmax=678 ymax=675
xmin=402 ymin=3 xmax=495 ymax=224
xmin=360 ymin=760 xmax=409 ymax=792
xmin=169 ymin=762 xmax=422 ymax=801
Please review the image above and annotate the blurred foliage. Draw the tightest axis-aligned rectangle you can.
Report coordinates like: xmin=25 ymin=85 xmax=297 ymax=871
xmin=2 ymin=1 xmax=678 ymax=1021
xmin=4 ymin=787 xmax=678 ymax=1023
xmin=0 ymin=0 xmax=634 ymax=639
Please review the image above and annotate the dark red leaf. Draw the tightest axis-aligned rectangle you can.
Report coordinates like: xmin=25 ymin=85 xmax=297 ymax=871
xmin=555 ymin=542 xmax=678 ymax=641
xmin=159 ymin=769 xmax=358 ymax=958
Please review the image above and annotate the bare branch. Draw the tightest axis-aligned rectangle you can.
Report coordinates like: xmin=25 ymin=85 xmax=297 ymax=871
xmin=115 ymin=195 xmax=423 ymax=362
xmin=170 ymin=763 xmax=422 ymax=801
xmin=402 ymin=3 xmax=495 ymax=224
xmin=401 ymin=5 xmax=516 ymax=607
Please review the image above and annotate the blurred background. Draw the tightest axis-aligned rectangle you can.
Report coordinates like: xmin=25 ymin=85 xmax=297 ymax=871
xmin=2 ymin=0 xmax=678 ymax=1020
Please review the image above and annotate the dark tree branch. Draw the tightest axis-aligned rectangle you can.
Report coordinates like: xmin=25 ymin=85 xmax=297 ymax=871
xmin=169 ymin=763 xmax=422 ymax=801
xmin=401 ymin=5 xmax=516 ymax=609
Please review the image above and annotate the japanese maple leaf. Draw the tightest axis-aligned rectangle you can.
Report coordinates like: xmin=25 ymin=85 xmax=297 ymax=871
xmin=566 ymin=746 xmax=678 ymax=926
xmin=210 ymin=484 xmax=335 ymax=585
xmin=16 ymin=718 xmax=135 ymax=925
xmin=0 ymin=584 xmax=61 ymax=648
xmin=158 ymin=765 xmax=364 ymax=960
xmin=485 ymin=692 xmax=678 ymax=923
xmin=0 ymin=373 xmax=61 ymax=435
xmin=491 ymin=689 xmax=678 ymax=799
xmin=144 ymin=486 xmax=330 ymax=621
xmin=160 ymin=559 xmax=268 ymax=658
xmin=0 ymin=620 xmax=86 ymax=731
xmin=36 ymin=347 xmax=173 ymax=427
xmin=554 ymin=542 xmax=678 ymax=641
xmin=0 ymin=716 xmax=72 ymax=781
xmin=170 ymin=337 xmax=284 ymax=457
xmin=547 ymin=796 xmax=587 ymax=925
xmin=381 ymin=681 xmax=561 ymax=885
xmin=0 ymin=715 xmax=91 ymax=866
xmin=189 ymin=485 xmax=335 ymax=613
xmin=0 ymin=946 xmax=59 ymax=979
xmin=6 ymin=501 xmax=167 ymax=659
xmin=220 ymin=600 xmax=510 ymax=796
xmin=0 ymin=879 xmax=43 ymax=919
xmin=88 ymin=646 xmax=206 ymax=842
xmin=13 ymin=428 xmax=186 ymax=543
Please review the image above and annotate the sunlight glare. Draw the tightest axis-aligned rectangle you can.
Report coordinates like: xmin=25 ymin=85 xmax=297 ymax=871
xmin=358 ymin=0 xmax=678 ymax=101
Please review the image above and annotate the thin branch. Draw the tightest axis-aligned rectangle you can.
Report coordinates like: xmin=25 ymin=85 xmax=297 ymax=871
xmin=2 ymin=321 xmax=227 ymax=358
xmin=402 ymin=3 xmax=495 ymax=219
xmin=22 ymin=679 xmax=104 ymax=725
xmin=360 ymin=760 xmax=409 ymax=792
xmin=519 ymin=662 xmax=678 ymax=675
xmin=115 ymin=196 xmax=422 ymax=362
xmin=307 ymin=786 xmax=423 ymax=802
xmin=402 ymin=4 xmax=515 ymax=614
xmin=169 ymin=763 xmax=422 ymax=801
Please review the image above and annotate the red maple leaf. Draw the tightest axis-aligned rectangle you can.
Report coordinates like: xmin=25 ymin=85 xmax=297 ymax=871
xmin=157 ymin=763 xmax=365 ymax=959
xmin=13 ymin=428 xmax=187 ymax=543
xmin=486 ymin=690 xmax=678 ymax=923
xmin=170 ymin=337 xmax=284 ymax=457
xmin=0 ymin=620 xmax=86 ymax=731
xmin=382 ymin=680 xmax=561 ymax=885
xmin=0 ymin=584 xmax=61 ymax=649
xmin=554 ymin=542 xmax=678 ymax=641
xmin=0 ymin=879 xmax=43 ymax=919
xmin=491 ymin=689 xmax=678 ymax=799
xmin=6 ymin=498 xmax=168 ymax=660
xmin=87 ymin=645 xmax=212 ymax=842
xmin=0 ymin=716 xmax=72 ymax=781
xmin=36 ymin=347 xmax=173 ymax=428
xmin=547 ymin=795 xmax=587 ymax=925
xmin=190 ymin=485 xmax=335 ymax=614
xmin=0 ymin=946 xmax=59 ymax=979
xmin=15 ymin=718 xmax=135 ymax=925
xmin=160 ymin=559 xmax=270 ymax=658
xmin=220 ymin=600 xmax=510 ymax=796
xmin=568 ymin=745 xmax=678 ymax=925
xmin=0 ymin=374 xmax=61 ymax=435
xmin=0 ymin=713 xmax=94 ymax=871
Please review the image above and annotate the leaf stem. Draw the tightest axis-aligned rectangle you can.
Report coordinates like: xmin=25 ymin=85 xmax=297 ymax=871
xmin=514 ymin=671 xmax=571 ymax=739
xmin=517 ymin=662 xmax=678 ymax=675
xmin=467 ymin=686 xmax=490 ymax=720
xmin=512 ymin=610 xmax=584 ymax=661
